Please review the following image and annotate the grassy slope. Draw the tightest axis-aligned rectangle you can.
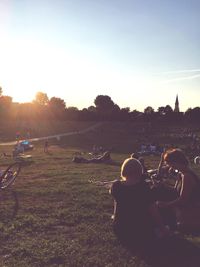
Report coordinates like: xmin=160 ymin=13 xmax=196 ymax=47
xmin=0 ymin=122 xmax=199 ymax=266
xmin=0 ymin=121 xmax=95 ymax=142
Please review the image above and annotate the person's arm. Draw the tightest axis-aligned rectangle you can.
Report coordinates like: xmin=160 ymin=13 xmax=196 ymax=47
xmin=109 ymin=181 xmax=120 ymax=220
xmin=111 ymin=200 xmax=117 ymax=220
xmin=109 ymin=180 xmax=119 ymax=193
xmin=173 ymin=173 xmax=181 ymax=190
xmin=157 ymin=152 xmax=165 ymax=176
xmin=149 ymin=203 xmax=171 ymax=237
xmin=157 ymin=174 xmax=195 ymax=208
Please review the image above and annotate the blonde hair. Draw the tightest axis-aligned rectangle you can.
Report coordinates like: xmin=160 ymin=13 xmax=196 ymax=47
xmin=121 ymin=158 xmax=143 ymax=180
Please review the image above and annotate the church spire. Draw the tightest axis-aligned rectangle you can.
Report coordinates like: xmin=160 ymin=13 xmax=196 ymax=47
xmin=174 ymin=94 xmax=180 ymax=112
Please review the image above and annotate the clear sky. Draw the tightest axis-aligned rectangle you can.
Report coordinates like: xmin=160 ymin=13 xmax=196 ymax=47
xmin=0 ymin=0 xmax=200 ymax=112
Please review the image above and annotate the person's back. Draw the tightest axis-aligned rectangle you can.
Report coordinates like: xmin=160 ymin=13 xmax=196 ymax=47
xmin=110 ymin=158 xmax=169 ymax=250
xmin=111 ymin=179 xmax=155 ymax=247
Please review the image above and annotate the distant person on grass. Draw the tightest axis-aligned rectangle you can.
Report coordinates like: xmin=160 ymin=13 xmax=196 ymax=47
xmin=16 ymin=131 xmax=20 ymax=143
xmin=73 ymin=151 xmax=111 ymax=164
xmin=44 ymin=139 xmax=49 ymax=153
xmin=110 ymin=157 xmax=170 ymax=251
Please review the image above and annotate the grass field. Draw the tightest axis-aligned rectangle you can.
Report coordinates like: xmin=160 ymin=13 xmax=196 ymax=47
xmin=0 ymin=123 xmax=200 ymax=266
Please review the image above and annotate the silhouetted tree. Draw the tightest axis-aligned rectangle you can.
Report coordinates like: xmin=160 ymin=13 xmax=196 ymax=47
xmin=94 ymin=95 xmax=120 ymax=120
xmin=0 ymin=95 xmax=13 ymax=119
xmin=157 ymin=106 xmax=165 ymax=115
xmin=144 ymin=106 xmax=154 ymax=114
xmin=130 ymin=109 xmax=142 ymax=120
xmin=87 ymin=105 xmax=96 ymax=112
xmin=49 ymin=97 xmax=66 ymax=110
xmin=117 ymin=107 xmax=131 ymax=121
xmin=48 ymin=97 xmax=66 ymax=119
xmin=94 ymin=95 xmax=115 ymax=111
xmin=185 ymin=107 xmax=200 ymax=123
xmin=34 ymin=92 xmax=49 ymax=105
xmin=165 ymin=105 xmax=173 ymax=114
xmin=65 ymin=106 xmax=79 ymax=120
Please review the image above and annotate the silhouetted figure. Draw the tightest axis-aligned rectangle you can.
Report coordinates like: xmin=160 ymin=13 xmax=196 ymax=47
xmin=44 ymin=139 xmax=49 ymax=153
xmin=110 ymin=157 xmax=170 ymax=252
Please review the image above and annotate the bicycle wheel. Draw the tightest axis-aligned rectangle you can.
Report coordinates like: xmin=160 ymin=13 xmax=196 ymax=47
xmin=0 ymin=162 xmax=21 ymax=189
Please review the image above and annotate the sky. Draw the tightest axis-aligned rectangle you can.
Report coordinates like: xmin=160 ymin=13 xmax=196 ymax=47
xmin=0 ymin=0 xmax=200 ymax=112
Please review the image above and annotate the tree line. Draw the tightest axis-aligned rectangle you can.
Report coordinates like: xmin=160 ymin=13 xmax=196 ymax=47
xmin=0 ymin=88 xmax=200 ymax=123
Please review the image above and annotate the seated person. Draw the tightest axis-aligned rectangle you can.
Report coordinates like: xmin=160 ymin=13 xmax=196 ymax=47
xmin=12 ymin=143 xmax=24 ymax=157
xmin=110 ymin=157 xmax=170 ymax=251
xmin=156 ymin=149 xmax=200 ymax=232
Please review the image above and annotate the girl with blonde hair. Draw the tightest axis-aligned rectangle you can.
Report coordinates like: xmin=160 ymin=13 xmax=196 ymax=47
xmin=110 ymin=157 xmax=169 ymax=250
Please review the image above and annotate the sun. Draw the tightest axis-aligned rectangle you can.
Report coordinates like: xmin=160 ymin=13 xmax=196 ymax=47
xmin=10 ymin=90 xmax=36 ymax=103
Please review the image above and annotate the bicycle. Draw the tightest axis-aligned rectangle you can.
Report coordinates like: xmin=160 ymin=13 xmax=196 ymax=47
xmin=0 ymin=162 xmax=21 ymax=189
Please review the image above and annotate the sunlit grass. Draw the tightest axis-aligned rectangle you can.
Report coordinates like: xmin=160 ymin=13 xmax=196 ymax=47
xmin=0 ymin=123 xmax=199 ymax=266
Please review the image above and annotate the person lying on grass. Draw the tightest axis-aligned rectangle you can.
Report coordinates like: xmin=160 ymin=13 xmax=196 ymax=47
xmin=156 ymin=149 xmax=200 ymax=232
xmin=110 ymin=157 xmax=170 ymax=251
xmin=73 ymin=151 xmax=112 ymax=164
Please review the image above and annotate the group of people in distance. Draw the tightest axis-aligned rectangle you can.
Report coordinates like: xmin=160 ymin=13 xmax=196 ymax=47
xmin=110 ymin=148 xmax=200 ymax=252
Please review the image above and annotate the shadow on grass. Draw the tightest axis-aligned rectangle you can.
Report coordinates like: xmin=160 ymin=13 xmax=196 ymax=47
xmin=138 ymin=235 xmax=200 ymax=267
xmin=20 ymin=160 xmax=35 ymax=167
xmin=0 ymin=189 xmax=19 ymax=220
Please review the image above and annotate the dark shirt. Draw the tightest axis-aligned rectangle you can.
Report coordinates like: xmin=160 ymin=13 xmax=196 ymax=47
xmin=176 ymin=169 xmax=200 ymax=204
xmin=110 ymin=180 xmax=155 ymax=246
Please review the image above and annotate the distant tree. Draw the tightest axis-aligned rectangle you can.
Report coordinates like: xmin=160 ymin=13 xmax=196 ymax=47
xmin=0 ymin=95 xmax=12 ymax=106
xmin=157 ymin=106 xmax=165 ymax=115
xmin=164 ymin=105 xmax=173 ymax=114
xmin=130 ymin=109 xmax=142 ymax=119
xmin=0 ymin=86 xmax=2 ymax=96
xmin=0 ymin=95 xmax=13 ymax=119
xmin=65 ymin=106 xmax=79 ymax=120
xmin=87 ymin=105 xmax=96 ymax=112
xmin=48 ymin=97 xmax=66 ymax=119
xmin=94 ymin=95 xmax=121 ymax=120
xmin=157 ymin=105 xmax=173 ymax=116
xmin=34 ymin=92 xmax=49 ymax=105
xmin=118 ymin=107 xmax=131 ymax=121
xmin=94 ymin=95 xmax=115 ymax=111
xmin=185 ymin=107 xmax=200 ymax=122
xmin=49 ymin=97 xmax=66 ymax=111
xmin=185 ymin=108 xmax=192 ymax=113
xmin=67 ymin=106 xmax=79 ymax=112
xmin=79 ymin=107 xmax=97 ymax=120
xmin=144 ymin=106 xmax=154 ymax=114
xmin=13 ymin=102 xmax=35 ymax=121
xmin=113 ymin=104 xmax=121 ymax=112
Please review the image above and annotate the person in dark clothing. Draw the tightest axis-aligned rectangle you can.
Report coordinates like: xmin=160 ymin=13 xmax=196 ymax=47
xmin=156 ymin=149 xmax=200 ymax=232
xmin=110 ymin=158 xmax=170 ymax=251
xmin=44 ymin=139 xmax=49 ymax=153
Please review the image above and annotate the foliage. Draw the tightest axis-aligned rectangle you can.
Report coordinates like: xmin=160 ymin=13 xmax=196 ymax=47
xmin=0 ymin=90 xmax=199 ymax=122
xmin=34 ymin=92 xmax=49 ymax=105
xmin=0 ymin=133 xmax=200 ymax=267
